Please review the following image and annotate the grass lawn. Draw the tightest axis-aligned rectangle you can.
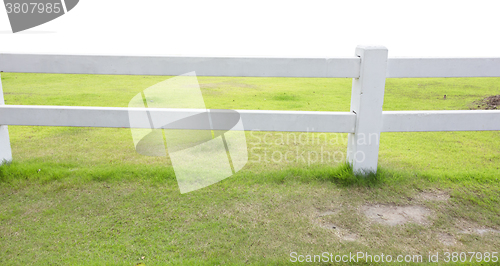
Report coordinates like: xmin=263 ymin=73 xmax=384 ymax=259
xmin=1 ymin=73 xmax=499 ymax=265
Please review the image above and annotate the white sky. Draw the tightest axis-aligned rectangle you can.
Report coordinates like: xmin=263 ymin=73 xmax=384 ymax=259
xmin=0 ymin=0 xmax=499 ymax=57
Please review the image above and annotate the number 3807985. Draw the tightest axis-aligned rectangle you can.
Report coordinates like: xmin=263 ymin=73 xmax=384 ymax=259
xmin=5 ymin=3 xmax=62 ymax=14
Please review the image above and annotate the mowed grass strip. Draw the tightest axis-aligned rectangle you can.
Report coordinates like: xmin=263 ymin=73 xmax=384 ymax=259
xmin=0 ymin=73 xmax=499 ymax=265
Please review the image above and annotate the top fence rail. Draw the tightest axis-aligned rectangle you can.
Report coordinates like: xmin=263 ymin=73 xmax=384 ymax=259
xmin=0 ymin=54 xmax=361 ymax=78
xmin=1 ymin=54 xmax=500 ymax=78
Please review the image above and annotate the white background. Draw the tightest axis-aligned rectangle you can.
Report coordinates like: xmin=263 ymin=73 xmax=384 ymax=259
xmin=0 ymin=0 xmax=499 ymax=57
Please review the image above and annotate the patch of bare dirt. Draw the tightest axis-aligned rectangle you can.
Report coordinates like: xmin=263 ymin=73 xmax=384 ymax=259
xmin=471 ymin=95 xmax=500 ymax=110
xmin=416 ymin=190 xmax=450 ymax=202
xmin=361 ymin=205 xmax=432 ymax=226
xmin=456 ymin=220 xmax=500 ymax=235
xmin=320 ymin=222 xmax=338 ymax=230
xmin=438 ymin=233 xmax=457 ymax=246
xmin=474 ymin=228 xmax=500 ymax=235
xmin=314 ymin=208 xmax=358 ymax=241
xmin=340 ymin=231 xmax=358 ymax=242
xmin=318 ymin=223 xmax=358 ymax=242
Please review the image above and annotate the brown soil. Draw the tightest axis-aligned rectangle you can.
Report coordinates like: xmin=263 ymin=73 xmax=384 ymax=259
xmin=361 ymin=205 xmax=431 ymax=226
xmin=438 ymin=233 xmax=457 ymax=246
xmin=416 ymin=190 xmax=450 ymax=202
xmin=456 ymin=219 xmax=500 ymax=235
xmin=472 ymin=95 xmax=500 ymax=110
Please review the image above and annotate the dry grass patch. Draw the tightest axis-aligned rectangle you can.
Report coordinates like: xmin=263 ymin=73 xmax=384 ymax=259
xmin=437 ymin=233 xmax=457 ymax=246
xmin=416 ymin=190 xmax=450 ymax=202
xmin=456 ymin=219 xmax=500 ymax=235
xmin=361 ymin=204 xmax=432 ymax=226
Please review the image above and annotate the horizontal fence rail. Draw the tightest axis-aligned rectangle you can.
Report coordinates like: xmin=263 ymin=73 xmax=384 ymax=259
xmin=0 ymin=54 xmax=361 ymax=78
xmin=1 ymin=54 xmax=500 ymax=78
xmin=1 ymin=45 xmax=499 ymax=174
xmin=1 ymin=106 xmax=499 ymax=132
xmin=382 ymin=110 xmax=500 ymax=132
xmin=0 ymin=105 xmax=357 ymax=133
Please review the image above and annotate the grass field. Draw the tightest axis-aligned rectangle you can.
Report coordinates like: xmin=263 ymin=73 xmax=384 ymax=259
xmin=1 ymin=73 xmax=499 ymax=265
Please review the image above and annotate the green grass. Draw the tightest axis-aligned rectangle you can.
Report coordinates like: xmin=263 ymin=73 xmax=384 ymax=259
xmin=1 ymin=73 xmax=499 ymax=265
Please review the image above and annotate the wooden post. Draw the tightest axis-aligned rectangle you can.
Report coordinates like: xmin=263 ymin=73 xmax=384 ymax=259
xmin=346 ymin=46 xmax=388 ymax=174
xmin=0 ymin=74 xmax=13 ymax=164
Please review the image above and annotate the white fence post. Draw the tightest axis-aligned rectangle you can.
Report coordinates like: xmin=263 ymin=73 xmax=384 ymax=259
xmin=346 ymin=45 xmax=388 ymax=174
xmin=0 ymin=74 xmax=13 ymax=165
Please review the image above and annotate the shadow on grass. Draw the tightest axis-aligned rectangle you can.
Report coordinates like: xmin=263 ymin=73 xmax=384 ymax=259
xmin=0 ymin=160 xmax=395 ymax=188
xmin=0 ymin=156 xmax=440 ymax=193
xmin=0 ymin=161 xmax=177 ymax=186
xmin=235 ymin=163 xmax=390 ymax=188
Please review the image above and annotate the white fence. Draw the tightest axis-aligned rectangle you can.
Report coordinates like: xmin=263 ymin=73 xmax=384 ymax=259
xmin=1 ymin=45 xmax=500 ymax=174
